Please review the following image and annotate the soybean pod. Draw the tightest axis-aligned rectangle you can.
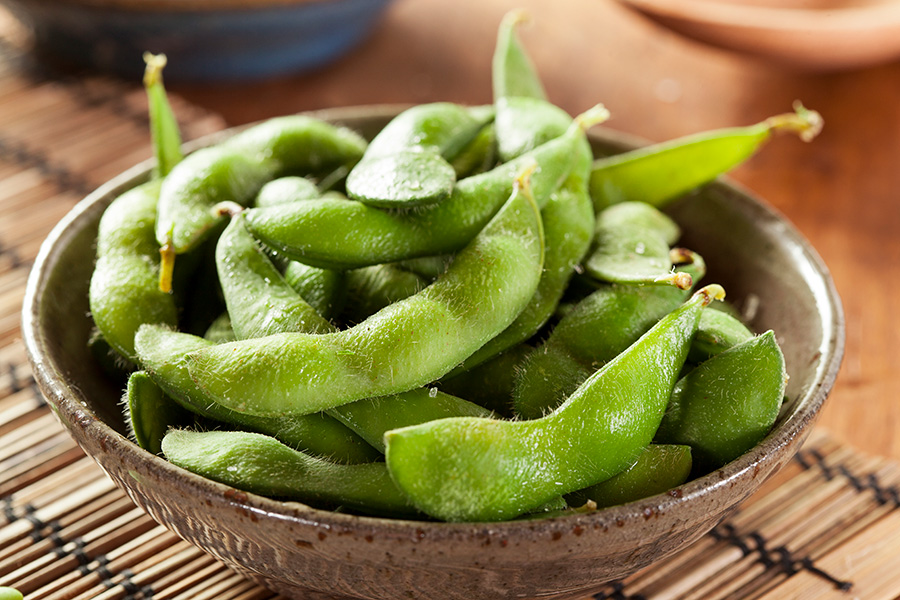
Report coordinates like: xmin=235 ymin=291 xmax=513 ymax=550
xmin=346 ymin=102 xmax=493 ymax=207
xmin=589 ymin=103 xmax=823 ymax=211
xmin=162 ymin=430 xmax=417 ymax=518
xmin=384 ymin=284 xmax=724 ymax=522
xmin=134 ymin=326 xmax=380 ymax=464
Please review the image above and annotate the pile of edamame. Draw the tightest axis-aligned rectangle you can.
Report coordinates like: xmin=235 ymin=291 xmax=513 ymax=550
xmin=89 ymin=13 xmax=822 ymax=522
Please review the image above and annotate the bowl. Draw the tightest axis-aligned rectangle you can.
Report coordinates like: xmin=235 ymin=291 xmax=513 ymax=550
xmin=616 ymin=0 xmax=900 ymax=71
xmin=0 ymin=0 xmax=394 ymax=80
xmin=22 ymin=105 xmax=844 ymax=600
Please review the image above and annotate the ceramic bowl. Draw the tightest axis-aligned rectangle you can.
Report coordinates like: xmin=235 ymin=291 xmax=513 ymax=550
xmin=617 ymin=0 xmax=900 ymax=71
xmin=0 ymin=0 xmax=393 ymax=80
xmin=22 ymin=105 xmax=844 ymax=600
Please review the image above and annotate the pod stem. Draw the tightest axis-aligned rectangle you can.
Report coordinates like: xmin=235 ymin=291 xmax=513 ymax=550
xmin=158 ymin=234 xmax=175 ymax=294
xmin=654 ymin=271 xmax=693 ymax=290
xmin=695 ymin=283 xmax=726 ymax=306
xmin=144 ymin=52 xmax=183 ymax=178
xmin=575 ymin=104 xmax=611 ymax=132
xmin=765 ymin=102 xmax=823 ymax=143
xmin=212 ymin=201 xmax=244 ymax=218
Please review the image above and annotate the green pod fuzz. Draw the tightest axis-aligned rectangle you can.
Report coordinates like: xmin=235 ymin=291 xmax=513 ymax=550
xmin=566 ymin=444 xmax=692 ymax=509
xmin=134 ymin=327 xmax=380 ymax=464
xmin=513 ymin=252 xmax=705 ymax=419
xmin=89 ymin=180 xmax=178 ymax=362
xmin=283 ymin=261 xmax=347 ymax=321
xmin=125 ymin=370 xmax=192 ymax=455
xmin=162 ymin=430 xmax=417 ymax=518
xmin=655 ymin=331 xmax=787 ymax=470
xmin=328 ymin=387 xmax=492 ymax=454
xmin=589 ymin=103 xmax=823 ymax=211
xmin=216 ymin=213 xmax=334 ymax=340
xmin=383 ymin=284 xmax=722 ymax=522
xmin=345 ymin=103 xmax=493 ymax=208
xmin=185 ymin=168 xmax=545 ymax=416
xmin=583 ymin=201 xmax=689 ymax=289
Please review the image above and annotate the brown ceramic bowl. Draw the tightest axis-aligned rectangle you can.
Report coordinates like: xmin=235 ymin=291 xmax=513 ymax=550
xmin=22 ymin=105 xmax=844 ymax=600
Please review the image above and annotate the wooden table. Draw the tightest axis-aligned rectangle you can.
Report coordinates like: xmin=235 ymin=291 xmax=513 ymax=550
xmin=173 ymin=0 xmax=900 ymax=461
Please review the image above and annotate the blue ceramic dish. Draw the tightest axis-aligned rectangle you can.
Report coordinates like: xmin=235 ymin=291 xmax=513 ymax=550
xmin=0 ymin=0 xmax=393 ymax=80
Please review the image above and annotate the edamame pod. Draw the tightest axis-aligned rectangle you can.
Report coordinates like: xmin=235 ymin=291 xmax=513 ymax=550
xmin=566 ymin=444 xmax=693 ymax=509
xmin=346 ymin=103 xmax=493 ymax=207
xmin=384 ymin=284 xmax=723 ymax=522
xmin=328 ymin=388 xmax=492 ymax=453
xmin=216 ymin=212 xmax=334 ymax=339
xmin=125 ymin=370 xmax=191 ymax=455
xmin=283 ymin=261 xmax=347 ymax=321
xmin=492 ymin=10 xmax=548 ymax=103
xmin=143 ymin=53 xmax=182 ymax=179
xmin=254 ymin=175 xmax=320 ymax=208
xmin=513 ymin=252 xmax=705 ymax=419
xmin=589 ymin=103 xmax=823 ymax=211
xmin=162 ymin=430 xmax=417 ymax=517
xmin=242 ymin=107 xmax=605 ymax=270
xmin=439 ymin=343 xmax=532 ymax=416
xmin=583 ymin=201 xmax=691 ymax=289
xmin=135 ymin=327 xmax=380 ymax=464
xmin=655 ymin=331 xmax=787 ymax=470
xmin=186 ymin=168 xmax=546 ymax=416
xmin=156 ymin=115 xmax=368 ymax=289
xmin=89 ymin=180 xmax=178 ymax=361
xmin=688 ymin=308 xmax=754 ymax=364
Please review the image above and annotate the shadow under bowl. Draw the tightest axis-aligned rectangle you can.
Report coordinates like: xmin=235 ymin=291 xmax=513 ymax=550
xmin=22 ymin=105 xmax=844 ymax=600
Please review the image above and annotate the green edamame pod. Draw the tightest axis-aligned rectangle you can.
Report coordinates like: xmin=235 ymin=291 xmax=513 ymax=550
xmin=384 ymin=284 xmax=723 ymax=522
xmin=450 ymin=121 xmax=497 ymax=178
xmin=243 ymin=107 xmax=606 ymax=270
xmin=135 ymin=326 xmax=380 ymax=464
xmin=345 ymin=103 xmax=493 ymax=208
xmin=254 ymin=176 xmax=320 ymax=208
xmin=0 ymin=587 xmax=23 ymax=600
xmin=283 ymin=261 xmax=347 ymax=321
xmin=216 ymin=212 xmax=334 ymax=339
xmin=125 ymin=370 xmax=191 ymax=455
xmin=143 ymin=53 xmax=182 ymax=179
xmin=566 ymin=444 xmax=692 ymax=509
xmin=583 ymin=201 xmax=690 ymax=289
xmin=513 ymin=252 xmax=705 ymax=419
xmin=492 ymin=9 xmax=548 ymax=103
xmin=688 ymin=308 xmax=754 ymax=364
xmin=655 ymin=331 xmax=787 ymax=470
xmin=589 ymin=103 xmax=823 ymax=211
xmin=328 ymin=387 xmax=492 ymax=453
xmin=162 ymin=430 xmax=417 ymax=518
xmin=341 ymin=264 xmax=428 ymax=325
xmin=156 ymin=116 xmax=367 ymax=290
xmin=89 ymin=180 xmax=178 ymax=361
xmin=186 ymin=168 xmax=546 ymax=416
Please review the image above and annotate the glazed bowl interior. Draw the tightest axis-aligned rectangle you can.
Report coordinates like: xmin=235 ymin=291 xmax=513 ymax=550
xmin=23 ymin=105 xmax=844 ymax=600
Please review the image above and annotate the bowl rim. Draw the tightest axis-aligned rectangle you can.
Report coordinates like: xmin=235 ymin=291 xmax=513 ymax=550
xmin=21 ymin=104 xmax=845 ymax=539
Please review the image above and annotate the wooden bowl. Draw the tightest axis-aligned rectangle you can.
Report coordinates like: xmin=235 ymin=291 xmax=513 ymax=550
xmin=22 ymin=105 xmax=844 ymax=600
xmin=0 ymin=0 xmax=393 ymax=80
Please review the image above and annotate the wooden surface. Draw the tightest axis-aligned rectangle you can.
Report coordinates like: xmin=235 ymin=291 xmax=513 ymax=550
xmin=173 ymin=0 xmax=900 ymax=461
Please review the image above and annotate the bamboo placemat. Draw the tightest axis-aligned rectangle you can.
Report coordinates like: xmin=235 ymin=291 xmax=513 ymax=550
xmin=1 ymin=11 xmax=899 ymax=600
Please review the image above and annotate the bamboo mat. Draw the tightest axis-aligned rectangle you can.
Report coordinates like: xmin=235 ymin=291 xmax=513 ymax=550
xmin=1 ymin=11 xmax=899 ymax=600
